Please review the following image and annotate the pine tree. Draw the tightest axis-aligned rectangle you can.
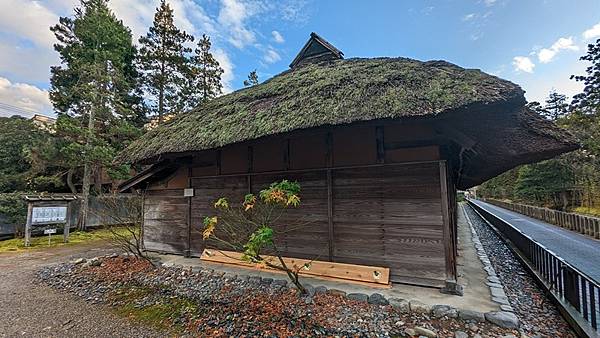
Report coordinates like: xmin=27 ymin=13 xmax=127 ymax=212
xmin=184 ymin=34 xmax=224 ymax=109
xmin=49 ymin=0 xmax=142 ymax=230
xmin=571 ymin=38 xmax=600 ymax=113
xmin=543 ymin=91 xmax=568 ymax=120
xmin=138 ymin=0 xmax=193 ymax=123
xmin=243 ymin=70 xmax=259 ymax=87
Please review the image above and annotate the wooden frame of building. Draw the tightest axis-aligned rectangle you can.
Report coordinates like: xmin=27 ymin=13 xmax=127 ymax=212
xmin=118 ymin=33 xmax=577 ymax=291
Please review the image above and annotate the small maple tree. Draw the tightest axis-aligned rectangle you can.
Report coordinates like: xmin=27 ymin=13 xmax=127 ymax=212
xmin=202 ymin=180 xmax=312 ymax=293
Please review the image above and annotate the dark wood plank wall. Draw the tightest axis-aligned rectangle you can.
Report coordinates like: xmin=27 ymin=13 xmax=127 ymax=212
xmin=143 ymin=122 xmax=457 ymax=286
xmin=332 ymin=164 xmax=446 ymax=286
xmin=143 ymin=189 xmax=188 ymax=254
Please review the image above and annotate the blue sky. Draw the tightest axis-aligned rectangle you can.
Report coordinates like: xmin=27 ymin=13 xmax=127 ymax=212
xmin=0 ymin=0 xmax=599 ymax=117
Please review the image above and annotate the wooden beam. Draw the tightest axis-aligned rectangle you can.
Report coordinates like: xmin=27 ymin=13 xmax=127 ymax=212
xmin=325 ymin=131 xmax=333 ymax=167
xmin=24 ymin=202 xmax=33 ymax=247
xmin=376 ymin=126 xmax=385 ymax=163
xmin=327 ymin=169 xmax=334 ymax=261
xmin=439 ymin=161 xmax=457 ymax=282
xmin=186 ymin=166 xmax=192 ymax=258
xmin=201 ymin=249 xmax=390 ymax=286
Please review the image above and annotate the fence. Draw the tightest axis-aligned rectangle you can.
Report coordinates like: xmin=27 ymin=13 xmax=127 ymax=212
xmin=468 ymin=200 xmax=599 ymax=336
xmin=0 ymin=194 xmax=139 ymax=238
xmin=482 ymin=198 xmax=600 ymax=239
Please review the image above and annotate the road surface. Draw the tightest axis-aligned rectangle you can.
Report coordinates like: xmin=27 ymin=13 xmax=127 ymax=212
xmin=470 ymin=199 xmax=600 ymax=284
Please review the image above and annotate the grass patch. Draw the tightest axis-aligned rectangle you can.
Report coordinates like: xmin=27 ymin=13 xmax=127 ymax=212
xmin=111 ymin=285 xmax=198 ymax=333
xmin=572 ymin=206 xmax=600 ymax=218
xmin=0 ymin=227 xmax=131 ymax=253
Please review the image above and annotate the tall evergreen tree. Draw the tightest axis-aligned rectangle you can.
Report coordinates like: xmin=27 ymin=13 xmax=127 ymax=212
xmin=49 ymin=0 xmax=142 ymax=229
xmin=138 ymin=0 xmax=193 ymax=122
xmin=243 ymin=70 xmax=259 ymax=87
xmin=572 ymin=38 xmax=600 ymax=113
xmin=543 ymin=91 xmax=568 ymax=120
xmin=183 ymin=34 xmax=224 ymax=109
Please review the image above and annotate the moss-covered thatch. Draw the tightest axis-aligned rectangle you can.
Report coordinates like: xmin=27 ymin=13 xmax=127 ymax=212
xmin=117 ymin=57 xmax=527 ymax=164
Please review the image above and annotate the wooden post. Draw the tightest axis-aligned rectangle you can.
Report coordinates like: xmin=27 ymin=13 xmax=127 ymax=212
xmin=327 ymin=169 xmax=334 ymax=262
xmin=439 ymin=161 xmax=456 ymax=282
xmin=185 ymin=167 xmax=192 ymax=258
xmin=63 ymin=201 xmax=71 ymax=243
xmin=24 ymin=202 xmax=33 ymax=247
xmin=375 ymin=126 xmax=385 ymax=164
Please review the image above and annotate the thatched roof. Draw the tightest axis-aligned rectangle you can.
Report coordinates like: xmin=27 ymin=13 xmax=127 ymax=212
xmin=116 ymin=56 xmax=577 ymax=188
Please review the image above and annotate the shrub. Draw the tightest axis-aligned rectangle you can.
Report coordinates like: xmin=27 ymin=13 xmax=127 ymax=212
xmin=202 ymin=180 xmax=313 ymax=293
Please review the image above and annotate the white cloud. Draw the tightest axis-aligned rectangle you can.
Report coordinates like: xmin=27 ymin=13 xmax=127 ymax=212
xmin=513 ymin=56 xmax=535 ymax=73
xmin=263 ymin=47 xmax=281 ymax=64
xmin=462 ymin=13 xmax=476 ymax=21
xmin=537 ymin=37 xmax=579 ymax=64
xmin=213 ymin=49 xmax=235 ymax=93
xmin=218 ymin=0 xmax=258 ymax=49
xmin=272 ymin=30 xmax=285 ymax=43
xmin=483 ymin=0 xmax=498 ymax=6
xmin=0 ymin=77 xmax=52 ymax=117
xmin=583 ymin=22 xmax=600 ymax=40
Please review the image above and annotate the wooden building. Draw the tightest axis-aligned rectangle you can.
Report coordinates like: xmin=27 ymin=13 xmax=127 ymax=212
xmin=117 ymin=33 xmax=577 ymax=290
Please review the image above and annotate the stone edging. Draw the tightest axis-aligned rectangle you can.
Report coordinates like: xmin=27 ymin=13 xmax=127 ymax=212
xmin=169 ymin=257 xmax=520 ymax=329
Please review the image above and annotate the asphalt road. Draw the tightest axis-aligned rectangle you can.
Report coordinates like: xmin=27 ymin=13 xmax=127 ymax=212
xmin=470 ymin=199 xmax=600 ymax=284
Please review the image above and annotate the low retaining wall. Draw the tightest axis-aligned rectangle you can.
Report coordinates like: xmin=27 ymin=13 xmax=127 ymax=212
xmin=481 ymin=198 xmax=600 ymax=239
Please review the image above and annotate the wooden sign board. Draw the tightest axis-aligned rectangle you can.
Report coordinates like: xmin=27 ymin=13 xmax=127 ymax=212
xmin=32 ymin=206 xmax=67 ymax=225
xmin=200 ymin=249 xmax=390 ymax=286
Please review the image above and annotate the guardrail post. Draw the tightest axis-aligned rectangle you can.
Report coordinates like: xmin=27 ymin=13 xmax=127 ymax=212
xmin=563 ymin=266 xmax=581 ymax=312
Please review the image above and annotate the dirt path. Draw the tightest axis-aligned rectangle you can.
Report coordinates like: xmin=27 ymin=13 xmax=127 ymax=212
xmin=0 ymin=242 xmax=163 ymax=338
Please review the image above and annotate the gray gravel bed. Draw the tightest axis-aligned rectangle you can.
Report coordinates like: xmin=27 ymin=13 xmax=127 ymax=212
xmin=464 ymin=204 xmax=576 ymax=337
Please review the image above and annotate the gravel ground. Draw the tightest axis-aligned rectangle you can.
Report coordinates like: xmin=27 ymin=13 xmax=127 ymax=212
xmin=0 ymin=243 xmax=164 ymax=338
xmin=464 ymin=204 xmax=576 ymax=338
xmin=38 ymin=256 xmax=520 ymax=337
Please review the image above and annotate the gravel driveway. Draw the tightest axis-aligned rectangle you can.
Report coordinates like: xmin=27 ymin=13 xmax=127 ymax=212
xmin=0 ymin=243 xmax=163 ymax=338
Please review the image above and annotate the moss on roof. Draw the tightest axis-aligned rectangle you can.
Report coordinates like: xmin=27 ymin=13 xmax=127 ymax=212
xmin=117 ymin=57 xmax=526 ymax=164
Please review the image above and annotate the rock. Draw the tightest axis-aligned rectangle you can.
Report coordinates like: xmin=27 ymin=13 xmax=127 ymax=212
xmin=404 ymin=328 xmax=417 ymax=336
xmin=303 ymin=284 xmax=315 ymax=296
xmin=492 ymin=296 xmax=510 ymax=305
xmin=490 ymin=287 xmax=506 ymax=298
xmin=414 ymin=326 xmax=437 ymax=337
xmin=500 ymin=304 xmax=514 ymax=312
xmin=327 ymin=289 xmax=347 ymax=297
xmin=248 ymin=276 xmax=262 ymax=284
xmin=260 ymin=277 xmax=273 ymax=285
xmin=389 ymin=298 xmax=410 ymax=312
xmin=454 ymin=331 xmax=468 ymax=338
xmin=409 ymin=300 xmax=431 ymax=313
xmin=431 ymin=304 xmax=458 ymax=318
xmin=72 ymin=258 xmax=86 ymax=265
xmin=394 ymin=320 xmax=405 ymax=327
xmin=89 ymin=258 xmax=101 ymax=267
xmin=271 ymin=279 xmax=287 ymax=287
xmin=304 ymin=296 xmax=313 ymax=304
xmin=347 ymin=293 xmax=369 ymax=302
xmin=314 ymin=285 xmax=327 ymax=294
xmin=485 ymin=311 xmax=520 ymax=329
xmin=458 ymin=309 xmax=485 ymax=322
xmin=368 ymin=293 xmax=389 ymax=305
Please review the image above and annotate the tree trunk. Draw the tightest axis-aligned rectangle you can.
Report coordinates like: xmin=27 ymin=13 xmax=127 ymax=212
xmin=66 ymin=168 xmax=77 ymax=194
xmin=158 ymin=61 xmax=165 ymax=124
xmin=78 ymin=107 xmax=95 ymax=231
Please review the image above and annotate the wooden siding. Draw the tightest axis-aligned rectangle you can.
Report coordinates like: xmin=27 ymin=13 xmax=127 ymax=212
xmin=143 ymin=189 xmax=188 ymax=254
xmin=141 ymin=122 xmax=454 ymax=287
xmin=332 ymin=163 xmax=446 ymax=285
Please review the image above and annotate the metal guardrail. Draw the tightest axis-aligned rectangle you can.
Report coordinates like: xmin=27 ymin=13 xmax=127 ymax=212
xmin=467 ymin=199 xmax=599 ymax=337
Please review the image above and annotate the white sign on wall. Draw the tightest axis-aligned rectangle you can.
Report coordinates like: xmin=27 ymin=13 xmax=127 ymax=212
xmin=32 ymin=206 xmax=67 ymax=224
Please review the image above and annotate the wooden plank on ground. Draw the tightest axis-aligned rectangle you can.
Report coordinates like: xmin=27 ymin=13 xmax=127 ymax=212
xmin=200 ymin=249 xmax=390 ymax=285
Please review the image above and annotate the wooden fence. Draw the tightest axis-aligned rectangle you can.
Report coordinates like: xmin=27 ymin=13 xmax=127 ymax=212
xmin=482 ymin=199 xmax=600 ymax=239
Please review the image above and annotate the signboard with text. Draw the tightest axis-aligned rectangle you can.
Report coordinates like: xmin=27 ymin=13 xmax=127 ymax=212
xmin=31 ymin=206 xmax=67 ymax=225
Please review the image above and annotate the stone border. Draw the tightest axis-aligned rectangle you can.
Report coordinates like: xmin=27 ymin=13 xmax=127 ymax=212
xmin=161 ymin=256 xmax=520 ymax=330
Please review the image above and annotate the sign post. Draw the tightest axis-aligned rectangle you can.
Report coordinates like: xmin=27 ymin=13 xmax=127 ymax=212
xmin=23 ymin=195 xmax=77 ymax=247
